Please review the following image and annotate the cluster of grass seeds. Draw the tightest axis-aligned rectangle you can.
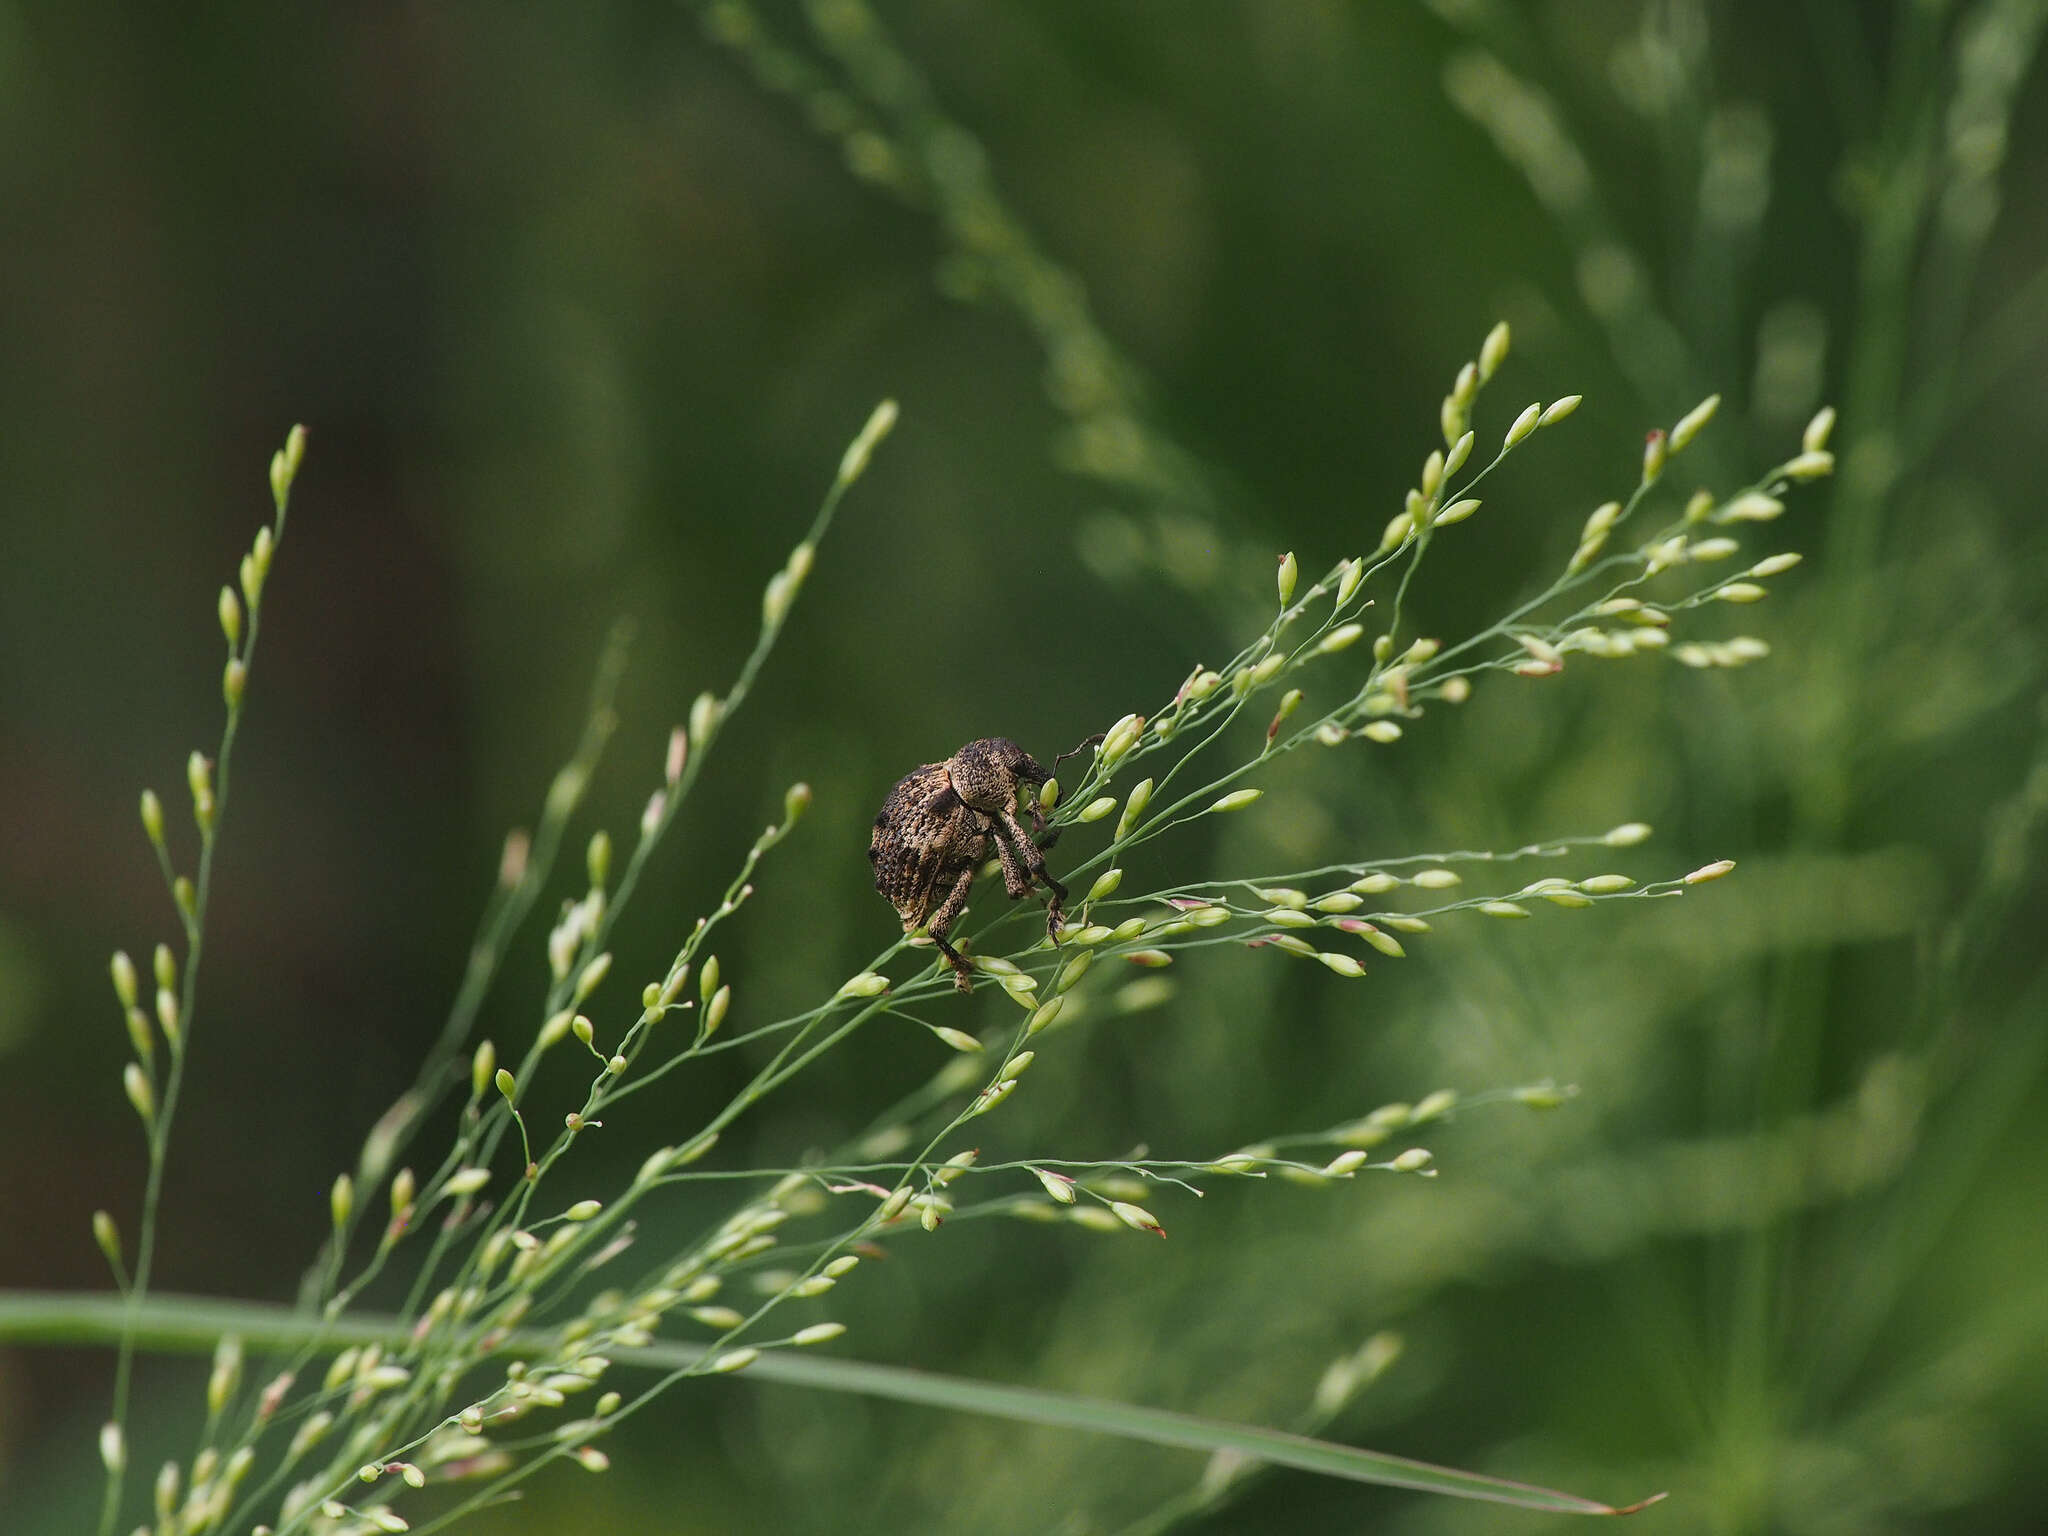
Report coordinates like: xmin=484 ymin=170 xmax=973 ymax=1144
xmin=80 ymin=326 xmax=1828 ymax=1534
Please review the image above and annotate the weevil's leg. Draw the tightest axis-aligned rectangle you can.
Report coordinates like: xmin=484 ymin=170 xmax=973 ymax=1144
xmin=994 ymin=808 xmax=1069 ymax=939
xmin=992 ymin=828 xmax=1034 ymax=899
xmin=925 ymin=863 xmax=978 ymax=991
xmin=1026 ymin=796 xmax=1063 ymax=850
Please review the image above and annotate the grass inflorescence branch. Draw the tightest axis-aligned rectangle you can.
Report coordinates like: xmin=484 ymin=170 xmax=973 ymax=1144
xmin=66 ymin=338 xmax=1811 ymax=1531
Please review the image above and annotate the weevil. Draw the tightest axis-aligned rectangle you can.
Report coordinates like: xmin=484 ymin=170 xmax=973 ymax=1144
xmin=869 ymin=735 xmax=1097 ymax=991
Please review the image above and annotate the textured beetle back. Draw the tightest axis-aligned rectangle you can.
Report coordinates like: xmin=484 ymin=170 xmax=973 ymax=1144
xmin=869 ymin=762 xmax=987 ymax=927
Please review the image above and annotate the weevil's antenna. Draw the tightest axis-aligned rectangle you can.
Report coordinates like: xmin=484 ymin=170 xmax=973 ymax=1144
xmin=1053 ymin=732 xmax=1106 ymax=772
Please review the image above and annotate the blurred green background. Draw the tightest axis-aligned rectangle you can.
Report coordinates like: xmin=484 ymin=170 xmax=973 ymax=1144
xmin=3 ymin=2 xmax=2046 ymax=1531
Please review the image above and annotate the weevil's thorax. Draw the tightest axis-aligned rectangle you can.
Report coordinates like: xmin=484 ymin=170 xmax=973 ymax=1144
xmin=947 ymin=737 xmax=1045 ymax=813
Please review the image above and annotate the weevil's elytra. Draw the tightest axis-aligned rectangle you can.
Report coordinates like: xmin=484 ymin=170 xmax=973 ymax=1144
xmin=869 ymin=737 xmax=1071 ymax=992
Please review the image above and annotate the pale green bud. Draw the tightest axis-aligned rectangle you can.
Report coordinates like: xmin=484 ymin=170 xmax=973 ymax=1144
xmin=1721 ymin=491 xmax=1783 ymax=521
xmin=330 ymin=1174 xmax=354 ymax=1230
xmin=1087 ymin=868 xmax=1123 ymax=902
xmin=1444 ymin=433 xmax=1475 ymax=481
xmin=574 ymin=951 xmax=612 ymax=1002
xmin=269 ymin=424 xmax=307 ymax=510
xmin=689 ymin=691 xmax=723 ymax=750
xmin=208 ymin=1334 xmax=244 ymax=1417
xmin=1378 ymin=509 xmax=1412 ymax=553
xmin=1642 ymin=429 xmax=1668 ymax=485
xmin=93 ymin=1210 xmax=123 ymax=1271
xmin=110 ymin=950 xmax=139 ymax=1009
xmin=837 ymin=398 xmax=899 ymax=483
xmin=1355 ymin=924 xmax=1406 ymax=957
xmin=1032 ymin=1166 xmax=1077 ymax=1203
xmin=470 ymin=1039 xmax=496 ymax=1100
xmin=1669 ymin=394 xmax=1719 ymax=451
xmin=218 ymin=586 xmax=244 ymax=649
xmin=1209 ymin=788 xmax=1262 ymax=813
xmin=123 ymin=1062 xmax=154 ymax=1126
xmin=1114 ymin=778 xmax=1152 ymax=839
xmin=140 ymin=788 xmax=165 ymax=845
xmin=1504 ymin=403 xmax=1542 ymax=449
xmin=444 ymin=1167 xmax=491 ymax=1196
xmin=1025 ymin=996 xmax=1064 ymax=1036
xmin=1478 ymin=321 xmax=1510 ymax=382
xmin=838 ymin=971 xmax=890 ymax=998
xmin=1540 ymin=394 xmax=1582 ymax=426
xmin=1109 ymin=1200 xmax=1165 ymax=1237
xmin=99 ymin=1422 xmax=124 ymax=1475
xmin=1276 ymin=551 xmax=1298 ymax=606
xmin=1802 ymin=406 xmax=1836 ymax=453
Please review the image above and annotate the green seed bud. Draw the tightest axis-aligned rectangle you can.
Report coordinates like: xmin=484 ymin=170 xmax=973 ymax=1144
xmin=330 ymin=1174 xmax=354 ymax=1230
xmin=218 ymin=586 xmax=244 ymax=649
xmin=1114 ymin=778 xmax=1153 ymax=839
xmin=1802 ymin=406 xmax=1836 ymax=453
xmin=93 ymin=1209 xmax=123 ymax=1270
xmin=1276 ymin=551 xmax=1298 ymax=606
xmin=1478 ymin=321 xmax=1510 ymax=381
xmin=123 ymin=1063 xmax=154 ymax=1126
xmin=110 ymin=951 xmax=139 ymax=1009
xmin=1669 ymin=394 xmax=1719 ymax=451
xmin=1642 ymin=429 xmax=1668 ymax=485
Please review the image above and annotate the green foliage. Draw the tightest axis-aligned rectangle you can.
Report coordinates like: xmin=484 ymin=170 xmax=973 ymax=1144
xmin=1 ymin=3 xmax=2044 ymax=1534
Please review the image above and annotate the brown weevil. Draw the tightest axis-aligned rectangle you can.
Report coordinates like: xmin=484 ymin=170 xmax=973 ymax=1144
xmin=869 ymin=736 xmax=1095 ymax=991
